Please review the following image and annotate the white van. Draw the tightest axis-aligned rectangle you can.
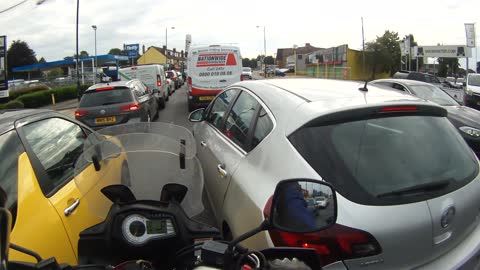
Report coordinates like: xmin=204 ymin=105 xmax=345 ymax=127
xmin=119 ymin=64 xmax=168 ymax=109
xmin=464 ymin=73 xmax=480 ymax=108
xmin=186 ymin=45 xmax=242 ymax=111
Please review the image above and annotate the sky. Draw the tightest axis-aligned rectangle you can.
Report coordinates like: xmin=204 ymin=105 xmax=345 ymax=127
xmin=0 ymin=0 xmax=479 ymax=69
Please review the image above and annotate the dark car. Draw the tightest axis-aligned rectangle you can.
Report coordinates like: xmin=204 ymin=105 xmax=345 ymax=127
xmin=75 ymin=79 xmax=158 ymax=129
xmin=371 ymin=78 xmax=480 ymax=156
xmin=393 ymin=71 xmax=442 ymax=84
xmin=166 ymin=70 xmax=180 ymax=90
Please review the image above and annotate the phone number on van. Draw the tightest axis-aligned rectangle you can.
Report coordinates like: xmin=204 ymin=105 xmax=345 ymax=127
xmin=199 ymin=71 xmax=233 ymax=77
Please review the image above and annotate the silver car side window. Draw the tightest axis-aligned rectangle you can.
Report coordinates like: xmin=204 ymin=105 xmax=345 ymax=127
xmin=205 ymin=89 xmax=240 ymax=130
xmin=224 ymin=92 xmax=259 ymax=150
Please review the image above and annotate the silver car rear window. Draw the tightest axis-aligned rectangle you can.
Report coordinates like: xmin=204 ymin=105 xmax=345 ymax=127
xmin=80 ymin=88 xmax=133 ymax=107
xmin=289 ymin=115 xmax=478 ymax=205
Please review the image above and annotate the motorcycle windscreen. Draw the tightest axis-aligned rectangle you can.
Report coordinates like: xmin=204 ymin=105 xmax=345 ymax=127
xmin=73 ymin=122 xmax=203 ymax=220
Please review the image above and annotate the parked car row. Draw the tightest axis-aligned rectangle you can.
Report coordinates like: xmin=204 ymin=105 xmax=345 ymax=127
xmin=188 ymin=78 xmax=480 ymax=270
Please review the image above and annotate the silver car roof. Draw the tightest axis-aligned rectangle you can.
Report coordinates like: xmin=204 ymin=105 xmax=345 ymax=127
xmin=87 ymin=80 xmax=137 ymax=91
xmin=232 ymin=78 xmax=439 ymax=135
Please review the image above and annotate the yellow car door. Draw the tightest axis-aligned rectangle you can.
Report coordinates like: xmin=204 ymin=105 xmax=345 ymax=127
xmin=1 ymin=130 xmax=76 ymax=264
xmin=20 ymin=117 xmax=118 ymax=263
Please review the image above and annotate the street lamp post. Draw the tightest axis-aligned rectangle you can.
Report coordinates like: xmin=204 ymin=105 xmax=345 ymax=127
xmin=165 ymin=27 xmax=175 ymax=66
xmin=92 ymin=25 xmax=97 ymax=84
xmin=256 ymin=26 xmax=266 ymax=77
xmin=76 ymin=0 xmax=80 ymax=100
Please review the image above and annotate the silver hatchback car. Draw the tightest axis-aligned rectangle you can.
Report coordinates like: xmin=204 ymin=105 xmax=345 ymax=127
xmin=189 ymin=79 xmax=480 ymax=270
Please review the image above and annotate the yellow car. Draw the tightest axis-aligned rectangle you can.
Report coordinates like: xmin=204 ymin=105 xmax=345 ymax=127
xmin=0 ymin=109 xmax=125 ymax=265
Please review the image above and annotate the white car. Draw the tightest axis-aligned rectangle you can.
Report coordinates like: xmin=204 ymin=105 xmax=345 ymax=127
xmin=242 ymin=67 xmax=253 ymax=80
xmin=315 ymin=197 xmax=328 ymax=208
xmin=165 ymin=76 xmax=175 ymax=96
xmin=189 ymin=79 xmax=480 ymax=270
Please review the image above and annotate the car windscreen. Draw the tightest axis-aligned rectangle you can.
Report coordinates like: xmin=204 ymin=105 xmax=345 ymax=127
xmin=409 ymin=85 xmax=458 ymax=106
xmin=468 ymin=74 xmax=480 ymax=87
xmin=289 ymin=115 xmax=478 ymax=206
xmin=79 ymin=88 xmax=133 ymax=107
xmin=242 ymin=68 xmax=251 ymax=72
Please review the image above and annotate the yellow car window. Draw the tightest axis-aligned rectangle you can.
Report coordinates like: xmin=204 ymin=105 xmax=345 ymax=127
xmin=23 ymin=118 xmax=87 ymax=192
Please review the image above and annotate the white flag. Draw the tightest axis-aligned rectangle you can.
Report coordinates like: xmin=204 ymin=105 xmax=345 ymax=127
xmin=465 ymin=23 xmax=476 ymax=47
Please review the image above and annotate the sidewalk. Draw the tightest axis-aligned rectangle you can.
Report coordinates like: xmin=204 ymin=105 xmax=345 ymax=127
xmin=41 ymin=99 xmax=78 ymax=118
xmin=42 ymin=99 xmax=79 ymax=111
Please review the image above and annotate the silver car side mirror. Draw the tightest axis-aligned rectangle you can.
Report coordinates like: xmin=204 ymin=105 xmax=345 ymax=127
xmin=189 ymin=108 xmax=205 ymax=122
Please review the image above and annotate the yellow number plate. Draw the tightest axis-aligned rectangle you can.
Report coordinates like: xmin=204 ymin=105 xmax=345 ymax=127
xmin=95 ymin=116 xmax=116 ymax=124
xmin=199 ymin=96 xmax=214 ymax=101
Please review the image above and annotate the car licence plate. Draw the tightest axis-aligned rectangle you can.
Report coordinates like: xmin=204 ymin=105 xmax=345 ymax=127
xmin=95 ymin=116 xmax=116 ymax=124
xmin=199 ymin=96 xmax=214 ymax=101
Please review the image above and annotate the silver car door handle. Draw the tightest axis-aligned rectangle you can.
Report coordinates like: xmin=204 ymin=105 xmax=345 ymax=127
xmin=64 ymin=199 xmax=80 ymax=217
xmin=217 ymin=164 xmax=228 ymax=178
xmin=200 ymin=141 xmax=207 ymax=147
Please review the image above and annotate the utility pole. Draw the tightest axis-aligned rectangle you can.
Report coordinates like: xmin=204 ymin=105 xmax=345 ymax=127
xmin=165 ymin=27 xmax=175 ymax=66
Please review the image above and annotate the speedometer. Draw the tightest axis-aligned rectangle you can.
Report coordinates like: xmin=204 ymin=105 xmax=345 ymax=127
xmin=122 ymin=214 xmax=148 ymax=245
xmin=121 ymin=214 xmax=177 ymax=246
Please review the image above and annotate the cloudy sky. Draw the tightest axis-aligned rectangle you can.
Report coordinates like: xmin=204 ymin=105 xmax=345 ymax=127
xmin=0 ymin=0 xmax=479 ymax=68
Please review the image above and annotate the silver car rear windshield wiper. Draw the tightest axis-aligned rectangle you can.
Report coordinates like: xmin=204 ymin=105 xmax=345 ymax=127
xmin=376 ymin=179 xmax=452 ymax=198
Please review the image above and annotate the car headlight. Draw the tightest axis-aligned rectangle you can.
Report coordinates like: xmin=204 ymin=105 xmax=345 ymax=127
xmin=459 ymin=126 xmax=480 ymax=137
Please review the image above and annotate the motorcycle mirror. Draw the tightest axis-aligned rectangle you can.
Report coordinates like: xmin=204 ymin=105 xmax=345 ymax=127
xmin=160 ymin=184 xmax=188 ymax=204
xmin=270 ymin=179 xmax=337 ymax=233
xmin=229 ymin=179 xmax=338 ymax=249
xmin=101 ymin=185 xmax=136 ymax=204
xmin=0 ymin=187 xmax=11 ymax=268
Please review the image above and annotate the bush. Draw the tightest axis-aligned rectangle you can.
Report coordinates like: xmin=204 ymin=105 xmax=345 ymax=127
xmin=52 ymin=86 xmax=78 ymax=102
xmin=4 ymin=100 xmax=25 ymax=109
xmin=17 ymin=90 xmax=53 ymax=108
xmin=8 ymin=85 xmax=50 ymax=100
xmin=14 ymin=84 xmax=89 ymax=108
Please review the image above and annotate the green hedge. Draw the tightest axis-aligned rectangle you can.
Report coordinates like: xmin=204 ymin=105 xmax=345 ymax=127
xmin=8 ymin=85 xmax=51 ymax=100
xmin=6 ymin=85 xmax=90 ymax=109
xmin=0 ymin=100 xmax=25 ymax=110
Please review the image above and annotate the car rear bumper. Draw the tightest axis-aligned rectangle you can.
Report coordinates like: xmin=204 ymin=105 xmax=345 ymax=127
xmin=188 ymin=87 xmax=221 ymax=108
xmin=415 ymin=222 xmax=480 ymax=270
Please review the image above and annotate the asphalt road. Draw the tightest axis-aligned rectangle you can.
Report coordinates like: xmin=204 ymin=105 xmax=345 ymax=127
xmin=155 ymin=84 xmax=193 ymax=130
xmin=155 ymin=84 xmax=217 ymax=228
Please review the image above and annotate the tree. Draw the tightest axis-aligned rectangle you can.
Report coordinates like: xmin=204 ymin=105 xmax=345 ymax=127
xmin=365 ymin=30 xmax=401 ymax=79
xmin=38 ymin=57 xmax=46 ymax=63
xmin=264 ymin=56 xmax=274 ymax=65
xmin=437 ymin=58 xmax=460 ymax=77
xmin=108 ymin=48 xmax=124 ymax=55
xmin=242 ymin=58 xmax=251 ymax=68
xmin=45 ymin=67 xmax=64 ymax=79
xmin=7 ymin=40 xmax=38 ymax=79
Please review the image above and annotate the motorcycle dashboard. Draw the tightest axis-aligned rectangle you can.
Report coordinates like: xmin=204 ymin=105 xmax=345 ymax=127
xmin=121 ymin=212 xmax=176 ymax=246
